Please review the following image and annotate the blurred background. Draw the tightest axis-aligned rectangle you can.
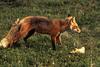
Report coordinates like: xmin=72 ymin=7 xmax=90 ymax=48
xmin=0 ymin=0 xmax=99 ymax=67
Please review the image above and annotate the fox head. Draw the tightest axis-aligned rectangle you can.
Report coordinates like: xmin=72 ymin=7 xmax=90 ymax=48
xmin=66 ymin=15 xmax=81 ymax=33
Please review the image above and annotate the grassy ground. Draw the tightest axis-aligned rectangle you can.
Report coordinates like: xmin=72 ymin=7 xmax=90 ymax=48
xmin=0 ymin=0 xmax=100 ymax=67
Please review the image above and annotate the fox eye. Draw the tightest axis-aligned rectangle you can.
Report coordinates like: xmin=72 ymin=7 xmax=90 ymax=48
xmin=73 ymin=26 xmax=78 ymax=29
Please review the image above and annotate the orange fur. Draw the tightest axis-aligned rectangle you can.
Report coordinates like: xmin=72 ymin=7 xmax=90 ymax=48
xmin=0 ymin=15 xmax=81 ymax=50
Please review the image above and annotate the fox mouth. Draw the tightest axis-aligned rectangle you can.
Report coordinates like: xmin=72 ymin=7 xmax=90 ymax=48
xmin=73 ymin=29 xmax=81 ymax=33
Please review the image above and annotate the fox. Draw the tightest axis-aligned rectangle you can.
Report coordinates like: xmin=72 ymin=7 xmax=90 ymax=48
xmin=0 ymin=15 xmax=81 ymax=50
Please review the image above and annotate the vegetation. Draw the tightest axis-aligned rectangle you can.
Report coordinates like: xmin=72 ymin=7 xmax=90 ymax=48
xmin=0 ymin=0 xmax=99 ymax=67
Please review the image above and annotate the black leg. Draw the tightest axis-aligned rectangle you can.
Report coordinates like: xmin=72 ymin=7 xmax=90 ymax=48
xmin=51 ymin=36 xmax=56 ymax=50
xmin=23 ymin=38 xmax=29 ymax=47
xmin=23 ymin=29 xmax=35 ymax=48
xmin=51 ymin=40 xmax=56 ymax=50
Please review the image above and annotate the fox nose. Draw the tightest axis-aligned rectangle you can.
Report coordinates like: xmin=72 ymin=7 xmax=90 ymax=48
xmin=73 ymin=28 xmax=81 ymax=33
xmin=77 ymin=29 xmax=81 ymax=33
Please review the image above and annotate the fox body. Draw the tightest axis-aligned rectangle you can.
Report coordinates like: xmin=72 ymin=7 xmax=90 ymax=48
xmin=0 ymin=15 xmax=81 ymax=50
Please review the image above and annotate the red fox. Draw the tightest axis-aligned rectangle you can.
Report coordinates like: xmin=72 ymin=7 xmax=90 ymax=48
xmin=0 ymin=15 xmax=81 ymax=50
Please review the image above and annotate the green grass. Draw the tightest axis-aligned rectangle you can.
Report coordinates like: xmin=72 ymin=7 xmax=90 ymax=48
xmin=0 ymin=0 xmax=100 ymax=67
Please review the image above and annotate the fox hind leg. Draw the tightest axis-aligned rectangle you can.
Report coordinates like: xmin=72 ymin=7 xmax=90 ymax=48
xmin=23 ymin=29 xmax=35 ymax=47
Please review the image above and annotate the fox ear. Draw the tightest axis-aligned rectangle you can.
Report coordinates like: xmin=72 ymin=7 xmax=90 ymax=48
xmin=15 ymin=18 xmax=20 ymax=24
xmin=67 ymin=14 xmax=71 ymax=17
xmin=73 ymin=17 xmax=75 ymax=20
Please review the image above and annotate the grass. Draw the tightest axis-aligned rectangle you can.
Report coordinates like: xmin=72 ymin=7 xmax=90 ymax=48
xmin=0 ymin=0 xmax=100 ymax=67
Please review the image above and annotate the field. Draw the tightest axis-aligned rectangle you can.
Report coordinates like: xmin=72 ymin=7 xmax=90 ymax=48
xmin=0 ymin=0 xmax=100 ymax=67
